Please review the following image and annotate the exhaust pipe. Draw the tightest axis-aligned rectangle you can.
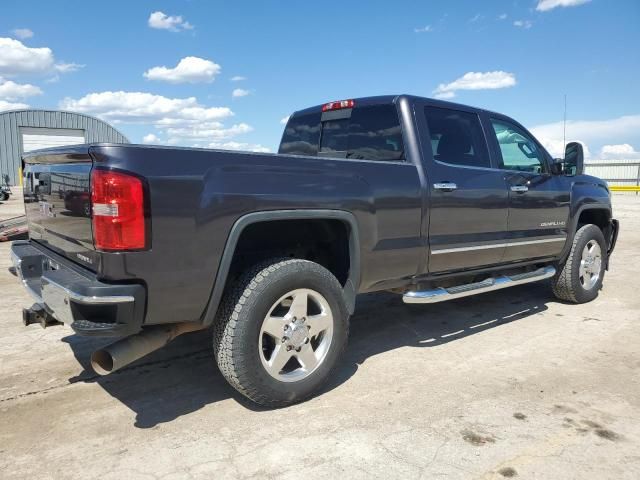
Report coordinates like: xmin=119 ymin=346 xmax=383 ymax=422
xmin=91 ymin=322 xmax=204 ymax=375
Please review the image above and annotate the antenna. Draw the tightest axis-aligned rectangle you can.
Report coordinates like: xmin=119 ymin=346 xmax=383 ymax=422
xmin=563 ymin=94 xmax=567 ymax=149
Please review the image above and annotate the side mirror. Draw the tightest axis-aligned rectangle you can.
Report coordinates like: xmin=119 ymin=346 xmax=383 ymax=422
xmin=563 ymin=142 xmax=584 ymax=176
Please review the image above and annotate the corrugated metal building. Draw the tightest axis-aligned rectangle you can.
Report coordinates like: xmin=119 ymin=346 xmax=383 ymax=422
xmin=585 ymin=159 xmax=640 ymax=188
xmin=0 ymin=109 xmax=129 ymax=185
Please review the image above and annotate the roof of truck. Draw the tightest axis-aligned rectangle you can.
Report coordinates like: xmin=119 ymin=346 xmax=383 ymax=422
xmin=291 ymin=94 xmax=501 ymax=118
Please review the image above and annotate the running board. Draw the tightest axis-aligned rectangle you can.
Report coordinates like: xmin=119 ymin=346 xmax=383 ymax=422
xmin=402 ymin=266 xmax=556 ymax=304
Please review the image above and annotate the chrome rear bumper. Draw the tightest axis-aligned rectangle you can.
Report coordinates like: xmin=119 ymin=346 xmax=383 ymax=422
xmin=11 ymin=241 xmax=145 ymax=336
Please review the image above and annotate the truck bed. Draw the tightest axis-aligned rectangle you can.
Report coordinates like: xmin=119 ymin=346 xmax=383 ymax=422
xmin=22 ymin=143 xmax=423 ymax=326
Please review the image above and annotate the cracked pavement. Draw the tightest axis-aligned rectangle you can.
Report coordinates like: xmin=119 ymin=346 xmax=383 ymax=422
xmin=1 ymin=192 xmax=639 ymax=479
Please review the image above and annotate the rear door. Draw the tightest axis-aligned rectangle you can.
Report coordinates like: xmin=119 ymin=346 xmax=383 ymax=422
xmin=279 ymin=100 xmax=424 ymax=288
xmin=486 ymin=116 xmax=570 ymax=262
xmin=418 ymin=103 xmax=510 ymax=273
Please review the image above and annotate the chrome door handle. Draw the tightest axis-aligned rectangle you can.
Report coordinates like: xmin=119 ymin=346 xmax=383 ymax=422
xmin=433 ymin=182 xmax=458 ymax=191
xmin=510 ymin=185 xmax=528 ymax=193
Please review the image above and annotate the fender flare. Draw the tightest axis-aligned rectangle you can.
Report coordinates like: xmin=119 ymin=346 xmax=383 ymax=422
xmin=200 ymin=209 xmax=361 ymax=326
xmin=559 ymin=204 xmax=612 ymax=264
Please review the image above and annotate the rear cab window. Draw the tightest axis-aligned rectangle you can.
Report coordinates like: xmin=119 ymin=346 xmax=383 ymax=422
xmin=279 ymin=112 xmax=321 ymax=156
xmin=279 ymin=103 xmax=404 ymax=162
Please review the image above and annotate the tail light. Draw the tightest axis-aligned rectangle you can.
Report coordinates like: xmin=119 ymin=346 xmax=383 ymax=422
xmin=91 ymin=169 xmax=148 ymax=251
xmin=322 ymin=99 xmax=355 ymax=112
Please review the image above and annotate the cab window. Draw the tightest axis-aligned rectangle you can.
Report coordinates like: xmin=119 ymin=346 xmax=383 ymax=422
xmin=278 ymin=112 xmax=321 ymax=156
xmin=490 ymin=119 xmax=546 ymax=173
xmin=319 ymin=105 xmax=404 ymax=161
xmin=424 ymin=106 xmax=491 ymax=169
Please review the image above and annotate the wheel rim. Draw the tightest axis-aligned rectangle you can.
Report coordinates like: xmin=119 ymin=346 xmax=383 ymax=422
xmin=259 ymin=288 xmax=334 ymax=382
xmin=579 ymin=239 xmax=602 ymax=290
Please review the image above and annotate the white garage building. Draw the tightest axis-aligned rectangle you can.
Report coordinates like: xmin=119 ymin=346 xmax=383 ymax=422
xmin=0 ymin=109 xmax=129 ymax=185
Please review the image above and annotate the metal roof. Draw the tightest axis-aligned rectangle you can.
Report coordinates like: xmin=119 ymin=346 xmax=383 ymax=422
xmin=0 ymin=109 xmax=129 ymax=184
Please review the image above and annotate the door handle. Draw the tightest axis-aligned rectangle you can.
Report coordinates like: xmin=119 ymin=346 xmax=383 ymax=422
xmin=433 ymin=182 xmax=458 ymax=192
xmin=510 ymin=185 xmax=529 ymax=193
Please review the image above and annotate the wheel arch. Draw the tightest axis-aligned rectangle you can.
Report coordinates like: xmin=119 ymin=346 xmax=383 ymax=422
xmin=200 ymin=210 xmax=361 ymax=326
xmin=559 ymin=204 xmax=613 ymax=264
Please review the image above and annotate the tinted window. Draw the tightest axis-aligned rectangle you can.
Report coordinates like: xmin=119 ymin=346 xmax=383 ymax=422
xmin=490 ymin=119 xmax=546 ymax=173
xmin=320 ymin=105 xmax=404 ymax=161
xmin=424 ymin=106 xmax=490 ymax=168
xmin=279 ymin=112 xmax=321 ymax=156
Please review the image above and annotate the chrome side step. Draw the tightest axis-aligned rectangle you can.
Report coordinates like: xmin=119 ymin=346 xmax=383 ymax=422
xmin=402 ymin=266 xmax=556 ymax=304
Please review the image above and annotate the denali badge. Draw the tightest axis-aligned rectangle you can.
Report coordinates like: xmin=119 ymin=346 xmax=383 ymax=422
xmin=540 ymin=221 xmax=566 ymax=227
xmin=76 ymin=253 xmax=93 ymax=264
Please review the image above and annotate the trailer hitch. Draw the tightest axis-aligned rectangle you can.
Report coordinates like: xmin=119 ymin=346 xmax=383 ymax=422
xmin=22 ymin=303 xmax=62 ymax=329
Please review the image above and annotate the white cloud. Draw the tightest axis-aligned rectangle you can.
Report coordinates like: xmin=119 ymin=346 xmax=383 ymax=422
xmin=142 ymin=133 xmax=161 ymax=144
xmin=0 ymin=99 xmax=29 ymax=111
xmin=59 ymin=90 xmax=268 ymax=151
xmin=12 ymin=28 xmax=33 ymax=39
xmin=0 ymin=79 xmax=42 ymax=100
xmin=414 ymin=25 xmax=433 ymax=33
xmin=230 ymin=76 xmax=246 ymax=81
xmin=232 ymin=88 xmax=250 ymax=98
xmin=498 ymin=13 xmax=508 ymax=20
xmin=165 ymin=123 xmax=253 ymax=141
xmin=600 ymin=144 xmax=640 ymax=159
xmin=148 ymin=11 xmax=193 ymax=32
xmin=54 ymin=62 xmax=85 ymax=73
xmin=530 ymin=114 xmax=640 ymax=158
xmin=433 ymin=71 xmax=516 ymax=99
xmin=513 ymin=20 xmax=533 ymax=29
xmin=469 ymin=14 xmax=482 ymax=22
xmin=0 ymin=37 xmax=81 ymax=78
xmin=280 ymin=115 xmax=290 ymax=125
xmin=144 ymin=56 xmax=221 ymax=84
xmin=536 ymin=0 xmax=591 ymax=12
xmin=434 ymin=91 xmax=456 ymax=100
xmin=206 ymin=141 xmax=271 ymax=153
xmin=59 ymin=91 xmax=233 ymax=126
xmin=0 ymin=37 xmax=54 ymax=76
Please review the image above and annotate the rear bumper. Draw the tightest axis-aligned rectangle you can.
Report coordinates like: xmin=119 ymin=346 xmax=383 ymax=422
xmin=11 ymin=241 xmax=145 ymax=337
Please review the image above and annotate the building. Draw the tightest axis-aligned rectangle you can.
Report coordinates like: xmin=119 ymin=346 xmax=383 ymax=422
xmin=0 ymin=109 xmax=129 ymax=185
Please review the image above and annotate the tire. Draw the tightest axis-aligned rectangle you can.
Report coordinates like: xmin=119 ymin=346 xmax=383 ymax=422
xmin=0 ymin=192 xmax=8 ymax=201
xmin=213 ymin=258 xmax=349 ymax=407
xmin=552 ymin=224 xmax=607 ymax=303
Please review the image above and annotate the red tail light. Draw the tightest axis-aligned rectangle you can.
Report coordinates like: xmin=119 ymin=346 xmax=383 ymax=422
xmin=322 ymin=99 xmax=355 ymax=112
xmin=91 ymin=169 xmax=147 ymax=251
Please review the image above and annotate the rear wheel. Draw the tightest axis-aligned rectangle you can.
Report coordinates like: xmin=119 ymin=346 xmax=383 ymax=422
xmin=552 ymin=224 xmax=606 ymax=303
xmin=213 ymin=258 xmax=349 ymax=407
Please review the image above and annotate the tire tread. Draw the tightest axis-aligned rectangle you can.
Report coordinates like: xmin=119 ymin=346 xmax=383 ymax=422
xmin=213 ymin=258 xmax=348 ymax=407
xmin=552 ymin=224 xmax=605 ymax=303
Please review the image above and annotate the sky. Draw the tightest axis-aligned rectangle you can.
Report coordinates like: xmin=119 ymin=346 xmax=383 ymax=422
xmin=1 ymin=0 xmax=639 ymax=159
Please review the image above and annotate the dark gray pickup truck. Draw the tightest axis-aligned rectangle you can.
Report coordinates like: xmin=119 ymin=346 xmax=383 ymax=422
xmin=12 ymin=95 xmax=618 ymax=406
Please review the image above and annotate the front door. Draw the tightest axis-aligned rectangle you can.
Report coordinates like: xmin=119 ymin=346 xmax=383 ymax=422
xmin=487 ymin=117 xmax=570 ymax=262
xmin=421 ymin=105 xmax=510 ymax=273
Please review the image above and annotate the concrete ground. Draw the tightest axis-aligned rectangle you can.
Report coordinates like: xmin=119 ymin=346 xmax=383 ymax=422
xmin=1 ymin=190 xmax=639 ymax=480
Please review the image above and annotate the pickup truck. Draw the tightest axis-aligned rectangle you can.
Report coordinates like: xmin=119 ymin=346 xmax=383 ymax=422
xmin=11 ymin=95 xmax=619 ymax=407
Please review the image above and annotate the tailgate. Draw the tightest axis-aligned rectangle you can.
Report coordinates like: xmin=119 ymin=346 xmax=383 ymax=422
xmin=23 ymin=146 xmax=99 ymax=270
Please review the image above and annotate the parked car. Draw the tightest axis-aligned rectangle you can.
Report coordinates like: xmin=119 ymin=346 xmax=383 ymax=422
xmin=12 ymin=95 xmax=618 ymax=407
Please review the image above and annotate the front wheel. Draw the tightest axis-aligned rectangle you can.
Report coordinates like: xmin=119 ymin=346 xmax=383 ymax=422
xmin=552 ymin=224 xmax=607 ymax=303
xmin=213 ymin=258 xmax=349 ymax=407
